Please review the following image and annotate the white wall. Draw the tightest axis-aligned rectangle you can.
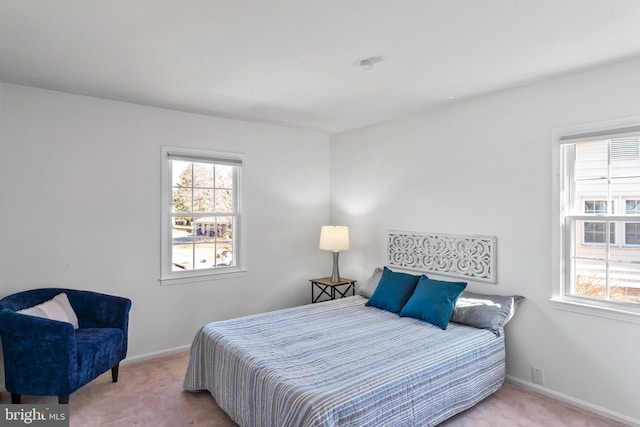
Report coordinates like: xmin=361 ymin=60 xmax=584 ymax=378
xmin=0 ymin=83 xmax=331 ymax=363
xmin=331 ymin=58 xmax=640 ymax=424
xmin=3 ymin=58 xmax=640 ymax=423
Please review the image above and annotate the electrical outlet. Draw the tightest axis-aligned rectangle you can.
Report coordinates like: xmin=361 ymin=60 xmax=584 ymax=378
xmin=531 ymin=366 xmax=545 ymax=385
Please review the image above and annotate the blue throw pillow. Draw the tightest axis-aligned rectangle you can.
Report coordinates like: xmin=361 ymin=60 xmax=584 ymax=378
xmin=399 ymin=276 xmax=467 ymax=330
xmin=365 ymin=267 xmax=420 ymax=313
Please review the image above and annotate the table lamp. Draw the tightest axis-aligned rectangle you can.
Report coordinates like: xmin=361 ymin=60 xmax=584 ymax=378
xmin=319 ymin=226 xmax=350 ymax=282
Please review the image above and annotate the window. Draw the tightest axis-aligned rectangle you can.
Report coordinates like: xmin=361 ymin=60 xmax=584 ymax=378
xmin=624 ymin=199 xmax=640 ymax=246
xmin=557 ymin=125 xmax=640 ymax=308
xmin=583 ymin=221 xmax=615 ymax=245
xmin=582 ymin=200 xmax=615 ymax=245
xmin=161 ymin=147 xmax=244 ymax=285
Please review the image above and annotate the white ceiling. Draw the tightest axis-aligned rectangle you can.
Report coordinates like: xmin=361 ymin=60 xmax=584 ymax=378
xmin=2 ymin=0 xmax=640 ymax=134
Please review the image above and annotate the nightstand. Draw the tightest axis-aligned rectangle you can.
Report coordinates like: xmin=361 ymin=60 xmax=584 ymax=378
xmin=310 ymin=277 xmax=357 ymax=303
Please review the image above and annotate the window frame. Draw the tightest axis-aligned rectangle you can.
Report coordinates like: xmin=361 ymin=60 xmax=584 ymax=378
xmin=552 ymin=117 xmax=640 ymax=320
xmin=160 ymin=146 xmax=246 ymax=286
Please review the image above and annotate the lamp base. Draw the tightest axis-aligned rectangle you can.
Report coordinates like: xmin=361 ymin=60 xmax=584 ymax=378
xmin=330 ymin=252 xmax=341 ymax=283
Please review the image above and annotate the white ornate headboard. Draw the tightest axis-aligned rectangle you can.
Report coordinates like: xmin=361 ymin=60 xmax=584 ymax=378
xmin=387 ymin=231 xmax=497 ymax=283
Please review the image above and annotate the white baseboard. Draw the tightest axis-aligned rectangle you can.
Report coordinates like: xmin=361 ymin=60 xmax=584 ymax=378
xmin=121 ymin=344 xmax=191 ymax=365
xmin=506 ymin=375 xmax=639 ymax=427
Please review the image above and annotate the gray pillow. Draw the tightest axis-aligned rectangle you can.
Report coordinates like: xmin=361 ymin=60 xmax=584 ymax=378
xmin=450 ymin=291 xmax=524 ymax=336
xmin=355 ymin=267 xmax=383 ymax=298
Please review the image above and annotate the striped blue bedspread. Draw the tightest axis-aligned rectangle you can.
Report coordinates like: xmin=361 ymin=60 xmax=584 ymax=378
xmin=183 ymin=296 xmax=505 ymax=427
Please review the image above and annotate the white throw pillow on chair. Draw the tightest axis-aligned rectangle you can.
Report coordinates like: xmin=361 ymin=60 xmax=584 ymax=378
xmin=18 ymin=293 xmax=79 ymax=329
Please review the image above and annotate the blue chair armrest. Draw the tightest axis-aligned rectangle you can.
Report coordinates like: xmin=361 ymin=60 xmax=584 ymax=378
xmin=0 ymin=310 xmax=78 ymax=395
xmin=0 ymin=310 xmax=75 ymax=342
xmin=67 ymin=290 xmax=132 ymax=330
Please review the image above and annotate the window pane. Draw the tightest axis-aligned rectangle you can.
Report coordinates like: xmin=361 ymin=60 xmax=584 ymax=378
xmin=626 ymin=200 xmax=640 ymax=214
xmin=194 ymin=243 xmax=216 ymax=270
xmin=215 ymin=189 xmax=233 ymax=212
xmin=195 ymin=218 xmax=217 ymax=238
xmin=172 ymin=160 xmax=192 ymax=187
xmin=582 ymin=221 xmax=615 ymax=244
xmin=193 ymin=189 xmax=214 ymax=212
xmin=217 ymin=216 xmax=234 ymax=241
xmin=608 ymin=261 xmax=640 ymax=304
xmin=172 ymin=216 xmax=194 ymax=271
xmin=574 ymin=259 xmax=607 ymax=299
xmin=216 ymin=242 xmax=233 ymax=267
xmin=625 ymin=223 xmax=640 ymax=245
xmin=193 ymin=163 xmax=214 ymax=188
xmin=583 ymin=200 xmax=615 ymax=215
xmin=575 ymin=141 xmax=608 ymax=180
xmin=172 ymin=217 xmax=193 ymax=245
xmin=584 ymin=200 xmax=607 ymax=214
xmin=215 ymin=165 xmax=233 ymax=188
xmin=172 ymin=187 xmax=192 ymax=212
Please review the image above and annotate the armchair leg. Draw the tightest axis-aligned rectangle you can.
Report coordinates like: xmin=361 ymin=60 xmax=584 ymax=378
xmin=111 ymin=363 xmax=120 ymax=383
xmin=58 ymin=395 xmax=69 ymax=404
xmin=11 ymin=393 xmax=21 ymax=404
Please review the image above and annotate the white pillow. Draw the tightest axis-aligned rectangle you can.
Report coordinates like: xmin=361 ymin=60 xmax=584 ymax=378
xmin=18 ymin=293 xmax=79 ymax=329
xmin=355 ymin=267 xmax=383 ymax=298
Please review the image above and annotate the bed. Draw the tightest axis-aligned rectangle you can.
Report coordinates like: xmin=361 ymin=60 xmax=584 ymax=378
xmin=183 ymin=286 xmax=518 ymax=427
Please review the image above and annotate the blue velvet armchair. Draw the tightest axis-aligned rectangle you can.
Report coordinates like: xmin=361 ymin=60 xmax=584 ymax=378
xmin=0 ymin=288 xmax=131 ymax=404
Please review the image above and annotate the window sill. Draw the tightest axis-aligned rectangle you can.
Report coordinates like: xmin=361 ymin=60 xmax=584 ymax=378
xmin=549 ymin=298 xmax=640 ymax=324
xmin=160 ymin=268 xmax=247 ymax=286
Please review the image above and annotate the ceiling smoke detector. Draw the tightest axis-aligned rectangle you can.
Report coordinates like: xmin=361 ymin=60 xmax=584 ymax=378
xmin=359 ymin=56 xmax=383 ymax=70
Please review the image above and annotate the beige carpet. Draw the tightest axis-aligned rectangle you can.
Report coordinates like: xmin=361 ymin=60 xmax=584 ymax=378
xmin=0 ymin=351 xmax=626 ymax=426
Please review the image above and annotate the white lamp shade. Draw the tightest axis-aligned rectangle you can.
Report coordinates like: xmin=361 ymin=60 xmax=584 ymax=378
xmin=319 ymin=226 xmax=350 ymax=252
